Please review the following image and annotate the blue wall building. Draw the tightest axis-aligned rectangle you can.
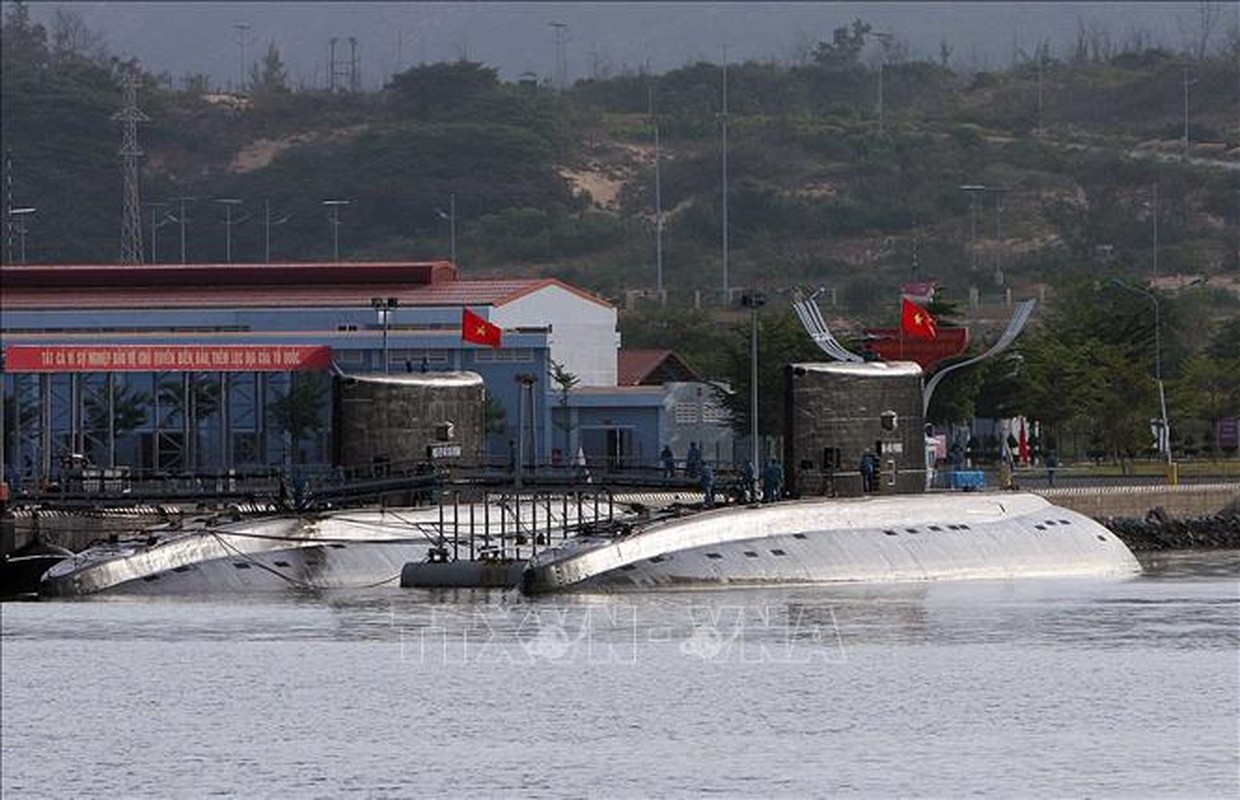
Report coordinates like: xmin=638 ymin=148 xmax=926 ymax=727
xmin=1 ymin=261 xmax=733 ymax=488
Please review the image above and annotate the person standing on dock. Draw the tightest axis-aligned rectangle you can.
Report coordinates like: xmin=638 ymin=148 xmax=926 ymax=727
xmin=742 ymin=459 xmax=756 ymax=503
xmin=761 ymin=458 xmax=783 ymax=503
xmin=1045 ymin=451 xmax=1058 ymax=487
xmin=660 ymin=445 xmax=675 ymax=478
xmin=686 ymin=442 xmax=702 ymax=479
xmin=860 ymin=450 xmax=880 ymax=493
xmin=700 ymin=463 xmax=716 ymax=507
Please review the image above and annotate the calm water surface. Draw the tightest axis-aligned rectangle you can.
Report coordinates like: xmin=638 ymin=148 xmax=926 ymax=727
xmin=3 ymin=550 xmax=1238 ymax=798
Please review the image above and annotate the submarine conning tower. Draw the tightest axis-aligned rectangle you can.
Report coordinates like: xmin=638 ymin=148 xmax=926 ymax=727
xmin=784 ymin=361 xmax=926 ymax=498
xmin=332 ymin=371 xmax=486 ymax=471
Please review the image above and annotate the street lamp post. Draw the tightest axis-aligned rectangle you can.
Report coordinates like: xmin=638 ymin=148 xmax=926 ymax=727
xmin=371 ymin=296 xmax=398 ymax=373
xmin=263 ymin=200 xmax=293 ymax=263
xmin=8 ymin=207 xmax=35 ymax=263
xmin=653 ymin=105 xmax=664 ymax=296
xmin=741 ymin=292 xmax=766 ymax=476
xmin=214 ymin=198 xmax=245 ymax=263
xmin=171 ymin=196 xmax=195 ymax=263
xmin=436 ymin=194 xmax=457 ymax=264
xmin=1182 ymin=64 xmax=1191 ymax=162
xmin=959 ymin=184 xmax=986 ymax=271
xmin=514 ymin=373 xmax=539 ymax=488
xmin=448 ymin=193 xmax=456 ymax=264
xmin=147 ymin=202 xmax=171 ymax=263
xmin=1151 ymin=183 xmax=1159 ymax=277
xmin=991 ymin=186 xmax=1008 ymax=282
xmin=323 ymin=199 xmax=350 ymax=262
xmin=720 ymin=48 xmax=730 ymax=304
xmin=1111 ymin=278 xmax=1171 ymax=470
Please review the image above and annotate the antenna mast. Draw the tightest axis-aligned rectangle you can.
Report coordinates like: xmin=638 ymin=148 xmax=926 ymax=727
xmin=113 ymin=67 xmax=149 ymax=265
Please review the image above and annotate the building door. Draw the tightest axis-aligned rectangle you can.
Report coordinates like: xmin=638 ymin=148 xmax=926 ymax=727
xmin=581 ymin=426 xmax=634 ymax=472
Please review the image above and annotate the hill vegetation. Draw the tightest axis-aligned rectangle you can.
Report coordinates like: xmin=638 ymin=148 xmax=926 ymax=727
xmin=3 ymin=2 xmax=1239 ymax=462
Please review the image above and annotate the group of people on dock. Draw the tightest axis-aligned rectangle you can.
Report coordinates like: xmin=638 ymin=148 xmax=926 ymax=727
xmin=660 ymin=443 xmax=784 ymax=507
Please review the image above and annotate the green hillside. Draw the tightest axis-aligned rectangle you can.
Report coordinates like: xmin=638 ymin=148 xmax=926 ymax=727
xmin=4 ymin=4 xmax=1238 ymax=461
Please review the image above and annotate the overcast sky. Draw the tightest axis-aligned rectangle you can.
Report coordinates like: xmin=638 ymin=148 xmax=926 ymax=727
xmin=18 ymin=2 xmax=1226 ymax=91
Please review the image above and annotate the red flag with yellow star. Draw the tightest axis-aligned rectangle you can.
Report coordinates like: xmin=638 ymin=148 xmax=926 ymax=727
xmin=462 ymin=307 xmax=502 ymax=348
xmin=901 ymin=298 xmax=937 ymax=340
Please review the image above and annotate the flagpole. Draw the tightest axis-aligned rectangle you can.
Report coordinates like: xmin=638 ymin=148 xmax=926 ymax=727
xmin=899 ymin=293 xmax=905 ymax=361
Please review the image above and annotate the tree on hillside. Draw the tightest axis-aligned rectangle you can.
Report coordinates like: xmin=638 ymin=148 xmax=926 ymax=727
xmin=814 ymin=19 xmax=872 ymax=66
xmin=50 ymin=9 xmax=106 ymax=65
xmin=249 ymin=41 xmax=290 ymax=98
xmin=1179 ymin=1 xmax=1225 ymax=60
xmin=386 ymin=60 xmax=500 ymax=116
xmin=618 ymin=307 xmax=731 ymax=377
xmin=2 ymin=1 xmax=49 ymax=80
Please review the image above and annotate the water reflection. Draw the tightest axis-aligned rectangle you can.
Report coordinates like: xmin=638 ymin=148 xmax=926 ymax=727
xmin=4 ymin=552 xmax=1236 ymax=656
xmin=1138 ymin=548 xmax=1240 ymax=580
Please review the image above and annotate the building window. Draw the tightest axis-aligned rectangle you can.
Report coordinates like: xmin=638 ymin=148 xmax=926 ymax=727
xmin=474 ymin=348 xmax=532 ymax=363
xmin=674 ymin=403 xmax=698 ymax=424
xmin=391 ymin=349 xmax=449 ymax=366
xmin=701 ymin=402 xmax=729 ymax=424
xmin=335 ymin=349 xmax=365 ymax=366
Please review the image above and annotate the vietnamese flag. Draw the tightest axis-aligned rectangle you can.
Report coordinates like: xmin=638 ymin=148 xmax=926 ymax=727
xmin=462 ymin=307 xmax=503 ymax=348
xmin=901 ymin=297 xmax=937 ymax=340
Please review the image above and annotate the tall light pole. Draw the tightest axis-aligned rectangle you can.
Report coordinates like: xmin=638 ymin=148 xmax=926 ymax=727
xmin=235 ymin=23 xmax=251 ymax=93
xmin=514 ymin=373 xmax=539 ymax=487
xmin=549 ymin=22 xmax=568 ymax=89
xmin=649 ymin=82 xmax=664 ymax=296
xmin=323 ymin=199 xmax=350 ymax=262
xmin=1035 ymin=45 xmax=1045 ymax=137
xmin=1182 ymin=63 xmax=1191 ymax=162
xmin=263 ymin=199 xmax=292 ymax=263
xmin=8 ymin=207 xmax=35 ymax=263
xmin=436 ymin=194 xmax=457 ymax=264
xmin=371 ymin=296 xmax=398 ymax=373
xmin=146 ymin=202 xmax=169 ymax=263
xmin=991 ymin=185 xmax=1007 ymax=279
xmin=959 ymin=184 xmax=986 ymax=271
xmin=873 ymin=31 xmax=893 ymax=134
xmin=1151 ymin=183 xmax=1159 ymax=277
xmin=171 ymin=196 xmax=195 ymax=263
xmin=1111 ymin=278 xmax=1171 ymax=470
xmin=720 ymin=46 xmax=730 ymax=304
xmin=214 ymin=198 xmax=245 ymax=263
xmin=741 ymin=292 xmax=766 ymax=473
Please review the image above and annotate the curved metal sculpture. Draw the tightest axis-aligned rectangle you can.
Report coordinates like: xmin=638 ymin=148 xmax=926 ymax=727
xmin=790 ymin=288 xmax=1037 ymax=416
xmin=922 ymin=298 xmax=1036 ymax=414
xmin=791 ymin=288 xmax=864 ymax=363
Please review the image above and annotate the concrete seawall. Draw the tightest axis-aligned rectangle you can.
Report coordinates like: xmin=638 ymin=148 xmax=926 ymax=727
xmin=1036 ymin=483 xmax=1240 ymax=552
xmin=1036 ymin=483 xmax=1240 ymax=520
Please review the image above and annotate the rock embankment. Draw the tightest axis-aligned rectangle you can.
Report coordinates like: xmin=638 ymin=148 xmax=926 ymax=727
xmin=1100 ymin=506 xmax=1240 ymax=551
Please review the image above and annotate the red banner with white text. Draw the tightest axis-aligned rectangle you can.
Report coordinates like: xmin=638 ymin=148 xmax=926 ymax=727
xmin=3 ymin=345 xmax=333 ymax=373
